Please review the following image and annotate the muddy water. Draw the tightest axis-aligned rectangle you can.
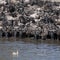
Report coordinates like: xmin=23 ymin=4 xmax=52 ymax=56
xmin=0 ymin=38 xmax=60 ymax=60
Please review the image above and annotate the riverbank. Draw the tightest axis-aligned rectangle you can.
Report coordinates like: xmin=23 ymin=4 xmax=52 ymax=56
xmin=0 ymin=37 xmax=60 ymax=45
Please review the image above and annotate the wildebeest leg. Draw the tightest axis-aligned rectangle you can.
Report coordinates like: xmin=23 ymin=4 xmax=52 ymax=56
xmin=0 ymin=30 xmax=2 ymax=38
xmin=54 ymin=33 xmax=57 ymax=40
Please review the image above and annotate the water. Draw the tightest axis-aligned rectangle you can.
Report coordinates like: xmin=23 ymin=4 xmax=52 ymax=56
xmin=0 ymin=39 xmax=60 ymax=60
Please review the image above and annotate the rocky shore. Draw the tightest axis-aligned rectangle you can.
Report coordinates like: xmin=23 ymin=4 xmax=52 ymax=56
xmin=0 ymin=0 xmax=60 ymax=40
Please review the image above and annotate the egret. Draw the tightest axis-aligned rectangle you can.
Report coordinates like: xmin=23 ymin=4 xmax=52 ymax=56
xmin=12 ymin=50 xmax=19 ymax=56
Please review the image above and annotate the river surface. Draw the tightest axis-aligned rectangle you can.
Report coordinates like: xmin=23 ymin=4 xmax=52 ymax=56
xmin=0 ymin=38 xmax=60 ymax=60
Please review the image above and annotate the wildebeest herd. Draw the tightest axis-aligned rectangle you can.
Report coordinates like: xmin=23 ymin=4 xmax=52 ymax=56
xmin=0 ymin=0 xmax=60 ymax=40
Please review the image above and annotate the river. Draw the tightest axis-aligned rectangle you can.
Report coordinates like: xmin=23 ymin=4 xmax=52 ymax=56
xmin=0 ymin=38 xmax=60 ymax=60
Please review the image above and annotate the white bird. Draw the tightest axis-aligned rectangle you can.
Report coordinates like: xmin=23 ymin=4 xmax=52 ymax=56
xmin=12 ymin=50 xmax=19 ymax=56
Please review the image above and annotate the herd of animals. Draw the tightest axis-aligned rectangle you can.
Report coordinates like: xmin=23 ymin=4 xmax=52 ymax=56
xmin=0 ymin=0 xmax=60 ymax=40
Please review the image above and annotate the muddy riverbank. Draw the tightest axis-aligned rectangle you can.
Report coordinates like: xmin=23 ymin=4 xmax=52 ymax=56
xmin=0 ymin=37 xmax=60 ymax=45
